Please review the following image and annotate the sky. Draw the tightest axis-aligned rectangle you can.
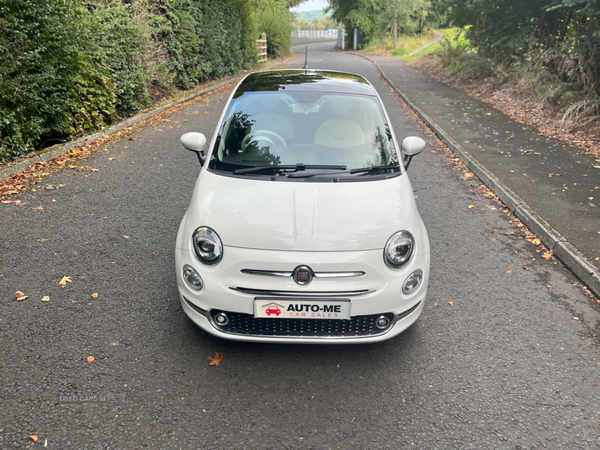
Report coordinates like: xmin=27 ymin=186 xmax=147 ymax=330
xmin=291 ymin=0 xmax=329 ymax=13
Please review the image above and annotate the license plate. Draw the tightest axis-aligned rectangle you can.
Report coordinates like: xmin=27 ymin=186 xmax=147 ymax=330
xmin=254 ymin=298 xmax=351 ymax=320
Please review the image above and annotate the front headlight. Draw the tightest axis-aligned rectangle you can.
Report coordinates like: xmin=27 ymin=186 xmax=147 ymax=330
xmin=183 ymin=264 xmax=204 ymax=290
xmin=192 ymin=227 xmax=223 ymax=265
xmin=384 ymin=231 xmax=415 ymax=269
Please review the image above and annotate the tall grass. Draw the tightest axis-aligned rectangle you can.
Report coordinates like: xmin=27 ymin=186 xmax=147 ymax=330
xmin=364 ymin=30 xmax=436 ymax=57
xmin=427 ymin=33 xmax=600 ymax=131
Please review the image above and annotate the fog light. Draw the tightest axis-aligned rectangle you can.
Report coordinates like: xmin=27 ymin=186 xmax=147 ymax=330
xmin=182 ymin=264 xmax=203 ymax=291
xmin=215 ymin=312 xmax=229 ymax=326
xmin=402 ymin=269 xmax=423 ymax=295
xmin=375 ymin=315 xmax=391 ymax=329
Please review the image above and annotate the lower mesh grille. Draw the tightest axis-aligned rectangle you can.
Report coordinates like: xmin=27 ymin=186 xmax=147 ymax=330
xmin=210 ymin=311 xmax=394 ymax=338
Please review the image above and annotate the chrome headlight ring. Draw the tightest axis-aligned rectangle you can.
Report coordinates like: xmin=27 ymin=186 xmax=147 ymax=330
xmin=192 ymin=227 xmax=223 ymax=265
xmin=384 ymin=231 xmax=415 ymax=269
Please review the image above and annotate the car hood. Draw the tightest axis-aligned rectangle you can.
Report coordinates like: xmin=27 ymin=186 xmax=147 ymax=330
xmin=187 ymin=170 xmax=419 ymax=252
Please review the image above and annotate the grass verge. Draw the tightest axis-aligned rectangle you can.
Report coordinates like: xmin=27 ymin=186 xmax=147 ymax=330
xmin=401 ymin=28 xmax=459 ymax=64
xmin=409 ymin=34 xmax=600 ymax=157
xmin=363 ymin=30 xmax=437 ymax=57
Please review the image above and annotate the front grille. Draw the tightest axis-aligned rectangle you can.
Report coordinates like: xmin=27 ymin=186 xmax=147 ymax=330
xmin=210 ymin=310 xmax=394 ymax=338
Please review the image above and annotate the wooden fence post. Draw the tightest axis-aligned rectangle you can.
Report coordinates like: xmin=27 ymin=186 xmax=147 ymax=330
xmin=256 ymin=32 xmax=267 ymax=63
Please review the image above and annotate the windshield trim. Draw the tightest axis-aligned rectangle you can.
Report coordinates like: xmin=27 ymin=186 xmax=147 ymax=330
xmin=206 ymin=168 xmax=402 ymax=183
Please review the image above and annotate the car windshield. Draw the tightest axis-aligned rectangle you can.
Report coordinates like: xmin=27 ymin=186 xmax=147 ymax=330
xmin=207 ymin=91 xmax=399 ymax=177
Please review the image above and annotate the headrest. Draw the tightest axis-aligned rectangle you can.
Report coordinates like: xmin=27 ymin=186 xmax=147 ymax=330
xmin=314 ymin=119 xmax=365 ymax=149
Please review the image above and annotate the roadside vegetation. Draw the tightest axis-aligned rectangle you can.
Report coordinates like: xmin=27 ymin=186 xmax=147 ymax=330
xmin=0 ymin=0 xmax=300 ymax=163
xmin=364 ymin=30 xmax=437 ymax=57
xmin=400 ymin=28 xmax=459 ymax=63
xmin=329 ymin=0 xmax=600 ymax=136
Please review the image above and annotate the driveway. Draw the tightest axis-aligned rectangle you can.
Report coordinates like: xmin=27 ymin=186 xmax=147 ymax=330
xmin=1 ymin=41 xmax=599 ymax=449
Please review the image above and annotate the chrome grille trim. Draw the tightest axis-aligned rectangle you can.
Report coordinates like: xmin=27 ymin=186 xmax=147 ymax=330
xmin=241 ymin=269 xmax=292 ymax=277
xmin=241 ymin=269 xmax=365 ymax=278
xmin=229 ymin=287 xmax=375 ymax=297
xmin=315 ymin=271 xmax=365 ymax=278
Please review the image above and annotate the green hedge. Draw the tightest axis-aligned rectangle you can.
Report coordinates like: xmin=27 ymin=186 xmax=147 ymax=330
xmin=0 ymin=0 xmax=293 ymax=163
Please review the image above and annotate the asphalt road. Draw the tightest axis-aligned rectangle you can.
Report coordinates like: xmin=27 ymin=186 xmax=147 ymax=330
xmin=1 ymin=41 xmax=600 ymax=449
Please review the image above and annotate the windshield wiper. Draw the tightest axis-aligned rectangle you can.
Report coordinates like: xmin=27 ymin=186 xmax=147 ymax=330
xmin=233 ymin=164 xmax=346 ymax=175
xmin=349 ymin=164 xmax=400 ymax=175
xmin=287 ymin=170 xmax=347 ymax=179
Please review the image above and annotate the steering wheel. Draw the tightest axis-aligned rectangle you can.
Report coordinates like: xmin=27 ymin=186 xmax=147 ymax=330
xmin=240 ymin=130 xmax=287 ymax=153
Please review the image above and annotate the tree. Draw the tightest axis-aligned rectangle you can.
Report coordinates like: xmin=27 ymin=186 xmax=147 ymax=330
xmin=378 ymin=0 xmax=428 ymax=40
xmin=327 ymin=0 xmax=382 ymax=41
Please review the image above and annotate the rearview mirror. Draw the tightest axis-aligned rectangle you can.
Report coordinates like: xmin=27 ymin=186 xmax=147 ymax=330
xmin=401 ymin=136 xmax=426 ymax=169
xmin=181 ymin=132 xmax=208 ymax=164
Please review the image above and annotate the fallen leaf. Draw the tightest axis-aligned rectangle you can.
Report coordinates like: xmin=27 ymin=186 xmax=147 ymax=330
xmin=208 ymin=352 xmax=223 ymax=367
xmin=42 ymin=296 xmax=50 ymax=302
xmin=87 ymin=356 xmax=95 ymax=363
xmin=546 ymin=285 xmax=552 ymax=288
xmin=434 ymin=303 xmax=439 ymax=307
xmin=15 ymin=291 xmax=28 ymax=301
xmin=531 ymin=238 xmax=541 ymax=245
xmin=59 ymin=276 xmax=72 ymax=288
xmin=152 ymin=252 xmax=158 ymax=256
xmin=91 ymin=168 xmax=99 ymax=172
xmin=29 ymin=435 xmax=38 ymax=442
xmin=91 ymin=293 xmax=98 ymax=298
xmin=123 ymin=235 xmax=129 ymax=239
xmin=32 ymin=206 xmax=45 ymax=211
xmin=507 ymin=270 xmax=512 ymax=274
xmin=448 ymin=301 xmax=454 ymax=306
xmin=129 ymin=137 xmax=136 ymax=141
xmin=468 ymin=204 xmax=477 ymax=209
xmin=542 ymin=252 xmax=553 ymax=260
xmin=573 ymin=317 xmax=579 ymax=320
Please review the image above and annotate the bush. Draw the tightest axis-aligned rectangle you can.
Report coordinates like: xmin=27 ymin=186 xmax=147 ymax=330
xmin=89 ymin=2 xmax=151 ymax=117
xmin=0 ymin=0 xmax=115 ymax=162
xmin=0 ymin=0 xmax=272 ymax=163
xmin=437 ymin=38 xmax=493 ymax=79
xmin=164 ymin=0 xmax=258 ymax=89
xmin=256 ymin=0 xmax=293 ymax=57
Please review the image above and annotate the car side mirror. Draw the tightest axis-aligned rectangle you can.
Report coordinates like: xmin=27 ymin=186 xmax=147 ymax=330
xmin=401 ymin=136 xmax=426 ymax=170
xmin=181 ymin=132 xmax=208 ymax=164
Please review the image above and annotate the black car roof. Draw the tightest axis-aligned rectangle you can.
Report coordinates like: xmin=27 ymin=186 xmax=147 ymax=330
xmin=233 ymin=70 xmax=376 ymax=98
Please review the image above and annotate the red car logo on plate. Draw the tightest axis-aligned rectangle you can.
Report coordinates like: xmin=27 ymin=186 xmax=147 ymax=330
xmin=265 ymin=306 xmax=281 ymax=316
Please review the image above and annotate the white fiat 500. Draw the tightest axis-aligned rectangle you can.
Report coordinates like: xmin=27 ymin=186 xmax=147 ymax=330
xmin=176 ymin=70 xmax=430 ymax=343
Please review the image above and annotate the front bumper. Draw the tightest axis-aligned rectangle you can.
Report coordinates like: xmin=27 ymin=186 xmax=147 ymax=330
xmin=175 ymin=244 xmax=430 ymax=344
